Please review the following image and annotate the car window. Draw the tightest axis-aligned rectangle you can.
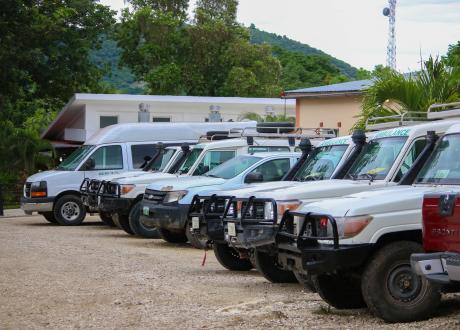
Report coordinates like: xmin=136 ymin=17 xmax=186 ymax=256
xmin=179 ymin=148 xmax=203 ymax=174
xmin=417 ymin=134 xmax=460 ymax=185
xmin=293 ymin=145 xmax=348 ymax=181
xmin=249 ymin=158 xmax=291 ymax=182
xmin=88 ymin=145 xmax=123 ymax=170
xmin=131 ymin=144 xmax=157 ymax=169
xmin=205 ymin=155 xmax=261 ymax=179
xmin=193 ymin=150 xmax=235 ymax=176
xmin=347 ymin=137 xmax=407 ymax=180
xmin=394 ymin=138 xmax=427 ymax=182
xmin=145 ymin=148 xmax=177 ymax=172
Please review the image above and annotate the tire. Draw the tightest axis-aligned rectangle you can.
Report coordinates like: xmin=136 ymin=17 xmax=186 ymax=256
xmin=53 ymin=195 xmax=86 ymax=226
xmin=313 ymin=272 xmax=366 ymax=309
xmin=115 ymin=212 xmax=135 ymax=235
xmin=128 ymin=201 xmax=160 ymax=239
xmin=293 ymin=271 xmax=316 ymax=292
xmin=254 ymin=249 xmax=297 ymax=283
xmin=361 ymin=241 xmax=441 ymax=323
xmin=185 ymin=221 xmax=207 ymax=249
xmin=213 ymin=242 xmax=253 ymax=271
xmin=158 ymin=228 xmax=188 ymax=244
xmin=99 ymin=212 xmax=115 ymax=227
xmin=41 ymin=212 xmax=57 ymax=224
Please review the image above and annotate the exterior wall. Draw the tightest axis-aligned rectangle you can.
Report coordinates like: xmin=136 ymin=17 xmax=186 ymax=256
xmin=296 ymin=95 xmax=363 ymax=136
xmin=84 ymin=100 xmax=295 ymax=140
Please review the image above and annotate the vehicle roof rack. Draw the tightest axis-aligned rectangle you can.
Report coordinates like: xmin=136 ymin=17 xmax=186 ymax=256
xmin=198 ymin=125 xmax=337 ymax=142
xmin=366 ymin=112 xmax=430 ymax=131
xmin=427 ymin=102 xmax=460 ymax=120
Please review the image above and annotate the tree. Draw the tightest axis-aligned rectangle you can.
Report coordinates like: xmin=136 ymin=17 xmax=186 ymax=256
xmin=355 ymin=55 xmax=460 ymax=129
xmin=239 ymin=112 xmax=295 ymax=123
xmin=0 ymin=0 xmax=116 ymax=126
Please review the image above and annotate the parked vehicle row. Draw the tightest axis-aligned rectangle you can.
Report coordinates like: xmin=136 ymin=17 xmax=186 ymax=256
xmin=190 ymin=103 xmax=460 ymax=323
xmin=20 ymin=103 xmax=460 ymax=324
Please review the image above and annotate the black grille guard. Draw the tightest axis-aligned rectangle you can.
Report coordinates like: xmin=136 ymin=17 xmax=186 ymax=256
xmin=276 ymin=211 xmax=340 ymax=250
xmin=188 ymin=194 xmax=233 ymax=242
xmin=96 ymin=181 xmax=121 ymax=199
xmin=221 ymin=197 xmax=278 ymax=248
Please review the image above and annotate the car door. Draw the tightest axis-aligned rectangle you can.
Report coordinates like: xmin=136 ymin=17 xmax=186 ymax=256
xmin=80 ymin=144 xmax=125 ymax=179
xmin=245 ymin=158 xmax=292 ymax=183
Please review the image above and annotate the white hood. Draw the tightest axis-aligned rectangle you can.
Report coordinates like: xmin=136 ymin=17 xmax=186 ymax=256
xmin=114 ymin=172 xmax=177 ymax=185
xmin=211 ymin=181 xmax=299 ymax=198
xmin=146 ymin=176 xmax=226 ymax=191
xmin=252 ymin=179 xmax=390 ymax=202
xmin=298 ymin=184 xmax=458 ymax=218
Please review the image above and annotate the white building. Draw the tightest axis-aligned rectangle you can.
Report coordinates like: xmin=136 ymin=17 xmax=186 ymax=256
xmin=42 ymin=93 xmax=295 ymax=148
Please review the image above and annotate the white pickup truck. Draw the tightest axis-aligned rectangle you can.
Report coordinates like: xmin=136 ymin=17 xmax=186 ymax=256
xmin=278 ymin=107 xmax=460 ymax=323
xmin=216 ymin=119 xmax=457 ymax=286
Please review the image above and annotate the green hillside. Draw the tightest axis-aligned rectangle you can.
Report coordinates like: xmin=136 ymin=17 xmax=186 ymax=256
xmin=91 ymin=26 xmax=359 ymax=94
xmin=249 ymin=25 xmax=358 ymax=79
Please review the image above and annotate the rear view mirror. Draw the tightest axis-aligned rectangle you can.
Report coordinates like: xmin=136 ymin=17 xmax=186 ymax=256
xmin=245 ymin=172 xmax=264 ymax=184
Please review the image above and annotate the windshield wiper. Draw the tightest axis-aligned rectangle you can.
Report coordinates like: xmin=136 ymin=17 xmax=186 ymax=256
xmin=205 ymin=174 xmax=221 ymax=178
xmin=358 ymin=173 xmax=377 ymax=182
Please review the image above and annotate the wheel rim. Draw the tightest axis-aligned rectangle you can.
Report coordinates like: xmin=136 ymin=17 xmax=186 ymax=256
xmin=61 ymin=201 xmax=80 ymax=221
xmin=387 ymin=263 xmax=422 ymax=303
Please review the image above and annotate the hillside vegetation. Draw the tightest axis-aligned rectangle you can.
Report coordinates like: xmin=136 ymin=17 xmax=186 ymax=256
xmin=92 ymin=24 xmax=358 ymax=94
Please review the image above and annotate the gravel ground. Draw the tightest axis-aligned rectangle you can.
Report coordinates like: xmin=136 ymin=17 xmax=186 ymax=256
xmin=1 ymin=215 xmax=460 ymax=329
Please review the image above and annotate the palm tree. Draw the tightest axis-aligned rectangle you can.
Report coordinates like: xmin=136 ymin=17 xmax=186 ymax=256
xmin=355 ymin=56 xmax=460 ymax=129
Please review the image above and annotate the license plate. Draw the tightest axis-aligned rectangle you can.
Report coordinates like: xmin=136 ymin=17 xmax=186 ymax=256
xmin=228 ymin=222 xmax=236 ymax=237
xmin=143 ymin=206 xmax=150 ymax=216
xmin=192 ymin=217 xmax=200 ymax=229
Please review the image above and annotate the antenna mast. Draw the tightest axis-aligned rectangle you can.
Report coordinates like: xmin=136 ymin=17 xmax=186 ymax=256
xmin=383 ymin=0 xmax=397 ymax=70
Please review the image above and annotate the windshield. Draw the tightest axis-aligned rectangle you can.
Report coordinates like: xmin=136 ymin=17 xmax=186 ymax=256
xmin=178 ymin=148 xmax=203 ymax=174
xmin=144 ymin=149 xmax=176 ymax=172
xmin=347 ymin=136 xmax=407 ymax=180
xmin=57 ymin=145 xmax=95 ymax=171
xmin=205 ymin=155 xmax=262 ymax=179
xmin=416 ymin=134 xmax=460 ymax=185
xmin=292 ymin=145 xmax=348 ymax=181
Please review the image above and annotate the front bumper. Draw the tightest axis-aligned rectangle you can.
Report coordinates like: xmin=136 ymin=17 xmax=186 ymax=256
xmin=20 ymin=196 xmax=54 ymax=214
xmin=140 ymin=199 xmax=190 ymax=230
xmin=98 ymin=197 xmax=133 ymax=214
xmin=411 ymin=252 xmax=460 ymax=285
xmin=188 ymin=195 xmax=232 ymax=243
xmin=275 ymin=211 xmax=373 ymax=275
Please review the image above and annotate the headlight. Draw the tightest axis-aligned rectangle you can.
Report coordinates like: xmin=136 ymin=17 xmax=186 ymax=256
xmin=120 ymin=184 xmax=136 ymax=195
xmin=164 ymin=190 xmax=188 ymax=203
xmin=318 ymin=215 xmax=372 ymax=239
xmin=30 ymin=181 xmax=47 ymax=198
xmin=275 ymin=201 xmax=301 ymax=223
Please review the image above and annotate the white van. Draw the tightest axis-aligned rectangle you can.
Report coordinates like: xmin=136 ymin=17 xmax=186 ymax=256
xmin=20 ymin=121 xmax=256 ymax=225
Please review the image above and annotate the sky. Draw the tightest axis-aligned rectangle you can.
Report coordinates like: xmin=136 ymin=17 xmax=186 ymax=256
xmin=99 ymin=0 xmax=460 ymax=72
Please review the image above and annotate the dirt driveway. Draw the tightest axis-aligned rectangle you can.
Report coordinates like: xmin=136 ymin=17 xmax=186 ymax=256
xmin=1 ymin=215 xmax=460 ymax=329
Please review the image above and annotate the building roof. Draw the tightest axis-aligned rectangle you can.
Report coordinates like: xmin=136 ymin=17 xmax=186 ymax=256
xmin=71 ymin=93 xmax=294 ymax=105
xmin=284 ymin=79 xmax=374 ymax=98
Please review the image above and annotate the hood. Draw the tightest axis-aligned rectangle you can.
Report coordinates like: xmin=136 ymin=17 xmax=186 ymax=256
xmin=114 ymin=172 xmax=176 ymax=185
xmin=212 ymin=181 xmax=303 ymax=199
xmin=253 ymin=179 xmax=386 ymax=201
xmin=95 ymin=170 xmax=149 ymax=182
xmin=146 ymin=175 xmax=226 ymax=191
xmin=297 ymin=185 xmax=441 ymax=218
xmin=26 ymin=170 xmax=70 ymax=182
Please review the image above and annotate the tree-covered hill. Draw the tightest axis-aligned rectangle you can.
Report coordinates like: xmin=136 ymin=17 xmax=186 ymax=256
xmin=91 ymin=25 xmax=359 ymax=94
xmin=249 ymin=24 xmax=358 ymax=79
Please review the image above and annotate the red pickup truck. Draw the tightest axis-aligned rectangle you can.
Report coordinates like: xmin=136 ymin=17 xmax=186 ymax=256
xmin=411 ymin=192 xmax=460 ymax=285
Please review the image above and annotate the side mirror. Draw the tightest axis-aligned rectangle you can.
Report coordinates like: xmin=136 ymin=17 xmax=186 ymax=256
xmin=83 ymin=158 xmax=95 ymax=171
xmin=245 ymin=172 xmax=264 ymax=184
xmin=195 ymin=164 xmax=210 ymax=176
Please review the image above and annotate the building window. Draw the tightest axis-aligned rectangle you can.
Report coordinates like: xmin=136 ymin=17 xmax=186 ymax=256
xmin=152 ymin=117 xmax=171 ymax=122
xmin=100 ymin=116 xmax=118 ymax=128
